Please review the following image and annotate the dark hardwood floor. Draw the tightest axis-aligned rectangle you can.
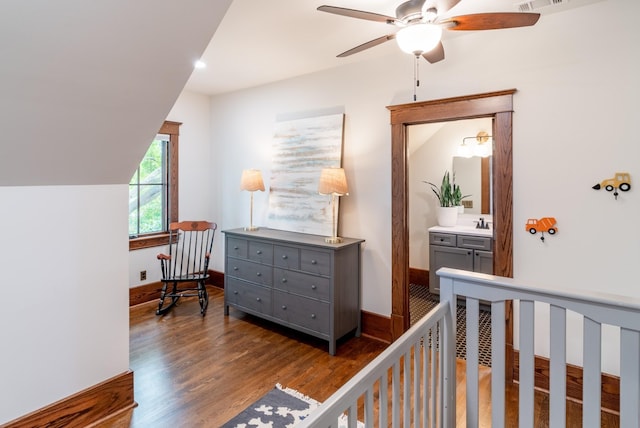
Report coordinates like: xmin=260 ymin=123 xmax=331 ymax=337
xmin=99 ymin=287 xmax=619 ymax=427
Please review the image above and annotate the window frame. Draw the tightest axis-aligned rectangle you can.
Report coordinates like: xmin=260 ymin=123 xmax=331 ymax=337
xmin=129 ymin=120 xmax=181 ymax=251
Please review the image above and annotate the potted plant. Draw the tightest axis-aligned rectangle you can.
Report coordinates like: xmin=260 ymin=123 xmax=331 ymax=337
xmin=452 ymin=177 xmax=471 ymax=214
xmin=424 ymin=171 xmax=458 ymax=227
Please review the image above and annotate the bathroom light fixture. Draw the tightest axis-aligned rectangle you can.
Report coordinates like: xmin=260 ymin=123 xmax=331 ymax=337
xmin=318 ymin=167 xmax=348 ymax=244
xmin=458 ymin=131 xmax=493 ymax=158
xmin=240 ymin=169 xmax=265 ymax=231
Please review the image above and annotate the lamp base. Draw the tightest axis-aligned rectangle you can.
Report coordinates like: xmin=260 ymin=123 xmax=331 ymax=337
xmin=324 ymin=236 xmax=343 ymax=244
xmin=244 ymin=226 xmax=259 ymax=231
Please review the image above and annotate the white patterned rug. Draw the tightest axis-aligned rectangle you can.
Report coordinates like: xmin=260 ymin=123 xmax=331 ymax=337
xmin=221 ymin=384 xmax=356 ymax=428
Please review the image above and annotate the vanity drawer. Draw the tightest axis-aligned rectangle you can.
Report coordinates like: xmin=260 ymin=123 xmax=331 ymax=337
xmin=248 ymin=240 xmax=274 ymax=264
xmin=274 ymin=268 xmax=330 ymax=301
xmin=457 ymin=234 xmax=492 ymax=251
xmin=300 ymin=249 xmax=331 ymax=276
xmin=226 ymin=237 xmax=248 ymax=259
xmin=429 ymin=232 xmax=457 ymax=247
xmin=273 ymin=245 xmax=300 ymax=270
xmin=226 ymin=257 xmax=273 ymax=287
xmin=225 ymin=278 xmax=272 ymax=316
xmin=273 ymin=290 xmax=330 ymax=335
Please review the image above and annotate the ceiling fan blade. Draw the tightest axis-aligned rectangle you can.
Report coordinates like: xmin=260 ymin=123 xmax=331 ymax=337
xmin=422 ymin=41 xmax=445 ymax=63
xmin=337 ymin=34 xmax=396 ymax=57
xmin=443 ymin=12 xmax=540 ymax=31
xmin=317 ymin=5 xmax=396 ymax=24
xmin=433 ymin=0 xmax=462 ymax=15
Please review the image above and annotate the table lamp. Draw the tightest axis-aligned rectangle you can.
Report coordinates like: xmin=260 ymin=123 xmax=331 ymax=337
xmin=240 ymin=169 xmax=265 ymax=231
xmin=318 ymin=167 xmax=348 ymax=243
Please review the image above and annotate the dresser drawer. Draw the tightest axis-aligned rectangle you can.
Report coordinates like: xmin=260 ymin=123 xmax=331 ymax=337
xmin=226 ymin=278 xmax=272 ymax=316
xmin=300 ymin=249 xmax=331 ymax=276
xmin=226 ymin=237 xmax=248 ymax=259
xmin=226 ymin=257 xmax=273 ymax=287
xmin=273 ymin=291 xmax=329 ymax=335
xmin=429 ymin=232 xmax=457 ymax=247
xmin=248 ymin=240 xmax=274 ymax=264
xmin=457 ymin=234 xmax=492 ymax=251
xmin=273 ymin=245 xmax=300 ymax=270
xmin=274 ymin=268 xmax=330 ymax=301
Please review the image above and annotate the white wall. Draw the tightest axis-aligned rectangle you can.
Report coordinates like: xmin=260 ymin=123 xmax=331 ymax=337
xmin=129 ymin=91 xmax=214 ymax=287
xmin=0 ymin=185 xmax=129 ymax=424
xmin=205 ymin=0 xmax=640 ymax=372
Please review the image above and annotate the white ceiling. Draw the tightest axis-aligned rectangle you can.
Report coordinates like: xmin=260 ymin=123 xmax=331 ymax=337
xmin=184 ymin=0 xmax=603 ymax=95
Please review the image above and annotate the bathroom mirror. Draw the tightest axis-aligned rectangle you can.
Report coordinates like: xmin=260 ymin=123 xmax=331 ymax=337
xmin=452 ymin=156 xmax=491 ymax=215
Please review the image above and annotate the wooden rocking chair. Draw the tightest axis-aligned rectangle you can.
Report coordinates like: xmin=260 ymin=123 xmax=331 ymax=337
xmin=156 ymin=221 xmax=217 ymax=316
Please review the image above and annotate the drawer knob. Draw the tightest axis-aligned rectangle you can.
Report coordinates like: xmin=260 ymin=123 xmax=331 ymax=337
xmin=311 ymin=260 xmax=317 ymax=265
xmin=311 ymin=314 xmax=316 ymax=319
xmin=282 ymin=255 xmax=288 ymax=259
xmin=282 ymin=305 xmax=287 ymax=310
xmin=234 ymin=246 xmax=239 ymax=250
xmin=233 ymin=266 xmax=238 ymax=271
xmin=256 ymin=297 xmax=261 ymax=302
xmin=311 ymin=284 xmax=317 ymax=290
xmin=256 ymin=272 xmax=262 ymax=277
xmin=281 ymin=278 xmax=287 ymax=283
xmin=233 ymin=291 xmax=238 ymax=295
xmin=440 ymin=238 xmax=444 ymax=242
xmin=256 ymin=250 xmax=262 ymax=255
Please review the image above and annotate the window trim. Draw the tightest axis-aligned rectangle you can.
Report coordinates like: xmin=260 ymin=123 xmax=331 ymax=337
xmin=129 ymin=120 xmax=181 ymax=251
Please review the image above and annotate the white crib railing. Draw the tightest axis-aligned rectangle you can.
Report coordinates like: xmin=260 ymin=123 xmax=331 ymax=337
xmin=299 ymin=268 xmax=640 ymax=428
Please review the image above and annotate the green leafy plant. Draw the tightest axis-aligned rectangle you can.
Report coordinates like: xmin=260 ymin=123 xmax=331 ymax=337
xmin=424 ymin=171 xmax=455 ymax=207
xmin=452 ymin=178 xmax=471 ymax=207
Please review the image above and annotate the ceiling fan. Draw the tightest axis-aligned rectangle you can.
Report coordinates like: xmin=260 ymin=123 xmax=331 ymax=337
xmin=318 ymin=0 xmax=540 ymax=63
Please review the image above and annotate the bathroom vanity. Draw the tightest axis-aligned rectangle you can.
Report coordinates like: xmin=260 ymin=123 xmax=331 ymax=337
xmin=428 ymin=224 xmax=493 ymax=294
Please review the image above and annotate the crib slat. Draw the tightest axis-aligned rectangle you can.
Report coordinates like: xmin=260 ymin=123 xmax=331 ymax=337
xmin=364 ymin=387 xmax=373 ymax=427
xmin=620 ymin=328 xmax=640 ymax=427
xmin=380 ymin=373 xmax=388 ymax=427
xmin=404 ymin=350 xmax=411 ymax=426
xmin=393 ymin=361 xmax=400 ymax=427
xmin=519 ymin=300 xmax=535 ymax=428
xmin=582 ymin=317 xmax=601 ymax=428
xmin=549 ymin=305 xmax=566 ymax=427
xmin=430 ymin=322 xmax=438 ymax=428
xmin=347 ymin=402 xmax=357 ymax=427
xmin=491 ymin=301 xmax=505 ymax=428
xmin=422 ymin=332 xmax=428 ymax=428
xmin=466 ymin=297 xmax=480 ymax=427
xmin=413 ymin=341 xmax=420 ymax=428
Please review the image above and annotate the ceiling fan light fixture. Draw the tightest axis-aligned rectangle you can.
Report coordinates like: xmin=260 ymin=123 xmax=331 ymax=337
xmin=396 ymin=23 xmax=442 ymax=55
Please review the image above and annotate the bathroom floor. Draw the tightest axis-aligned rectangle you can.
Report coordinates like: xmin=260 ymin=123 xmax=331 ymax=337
xmin=410 ymin=283 xmax=493 ymax=367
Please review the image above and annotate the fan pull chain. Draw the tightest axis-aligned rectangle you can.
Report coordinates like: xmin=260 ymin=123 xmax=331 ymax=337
xmin=413 ymin=54 xmax=420 ymax=102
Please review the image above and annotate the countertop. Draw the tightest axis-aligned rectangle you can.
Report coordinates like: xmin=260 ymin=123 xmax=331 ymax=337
xmin=428 ymin=224 xmax=493 ymax=237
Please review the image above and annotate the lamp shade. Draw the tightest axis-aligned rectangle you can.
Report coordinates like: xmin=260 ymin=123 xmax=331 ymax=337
xmin=395 ymin=23 xmax=442 ymax=55
xmin=318 ymin=168 xmax=348 ymax=196
xmin=240 ymin=169 xmax=265 ymax=192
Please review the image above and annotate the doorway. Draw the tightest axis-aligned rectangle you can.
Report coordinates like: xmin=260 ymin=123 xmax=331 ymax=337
xmin=388 ymin=89 xmax=515 ymax=380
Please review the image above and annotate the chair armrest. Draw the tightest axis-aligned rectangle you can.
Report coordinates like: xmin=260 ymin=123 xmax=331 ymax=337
xmin=157 ymin=253 xmax=171 ymax=260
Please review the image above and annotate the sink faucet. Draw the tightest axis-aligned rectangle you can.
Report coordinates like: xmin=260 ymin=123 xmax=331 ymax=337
xmin=476 ymin=217 xmax=489 ymax=229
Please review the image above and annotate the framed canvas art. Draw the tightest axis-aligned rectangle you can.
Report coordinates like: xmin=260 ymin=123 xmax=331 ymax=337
xmin=266 ymin=113 xmax=345 ymax=235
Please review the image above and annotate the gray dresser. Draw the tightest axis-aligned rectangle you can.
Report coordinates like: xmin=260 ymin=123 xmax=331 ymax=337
xmin=222 ymin=228 xmax=364 ymax=355
xmin=429 ymin=231 xmax=493 ymax=294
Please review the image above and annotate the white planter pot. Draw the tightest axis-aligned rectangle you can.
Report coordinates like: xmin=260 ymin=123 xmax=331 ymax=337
xmin=457 ymin=205 xmax=464 ymax=214
xmin=437 ymin=206 xmax=458 ymax=227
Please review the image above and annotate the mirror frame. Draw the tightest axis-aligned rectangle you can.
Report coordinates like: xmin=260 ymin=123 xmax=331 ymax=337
xmin=388 ymin=89 xmax=515 ymax=377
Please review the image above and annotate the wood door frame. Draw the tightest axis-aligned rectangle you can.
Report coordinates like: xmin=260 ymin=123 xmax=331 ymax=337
xmin=388 ymin=89 xmax=515 ymax=381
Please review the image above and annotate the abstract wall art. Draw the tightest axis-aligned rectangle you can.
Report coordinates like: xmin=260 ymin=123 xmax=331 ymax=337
xmin=266 ymin=113 xmax=345 ymax=235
